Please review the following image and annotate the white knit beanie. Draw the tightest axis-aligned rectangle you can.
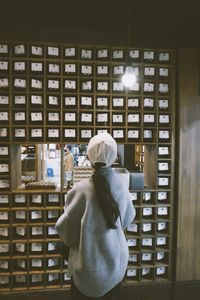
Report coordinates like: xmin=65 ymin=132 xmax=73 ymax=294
xmin=87 ymin=132 xmax=117 ymax=167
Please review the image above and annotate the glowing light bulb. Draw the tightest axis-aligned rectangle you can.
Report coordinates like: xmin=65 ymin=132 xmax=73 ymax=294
xmin=122 ymin=66 xmax=137 ymax=88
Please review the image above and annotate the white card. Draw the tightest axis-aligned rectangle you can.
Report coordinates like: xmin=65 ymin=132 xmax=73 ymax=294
xmin=127 ymin=269 xmax=137 ymax=277
xmin=113 ymin=65 xmax=124 ymax=75
xmin=97 ymin=81 xmax=108 ymax=91
xmin=48 ymin=194 xmax=59 ymax=202
xmin=142 ymin=268 xmax=150 ymax=275
xmin=157 ymin=192 xmax=167 ymax=200
xmin=31 ymin=129 xmax=42 ymax=137
xmin=14 ymin=194 xmax=25 ymax=203
xmin=48 ymin=273 xmax=58 ymax=282
xmin=97 ymin=129 xmax=108 ymax=135
xmin=157 ymin=207 xmax=168 ymax=216
xmin=0 ymin=96 xmax=9 ymax=104
xmin=0 ymin=45 xmax=8 ymax=54
xmin=128 ymin=83 xmax=140 ymax=91
xmin=0 ymin=179 xmax=9 ymax=188
xmin=31 ymin=46 xmax=43 ymax=56
xmin=31 ymin=112 xmax=42 ymax=121
xmin=144 ymin=51 xmax=154 ymax=60
xmin=158 ymin=147 xmax=169 ymax=155
xmin=31 ymin=62 xmax=43 ymax=72
xmin=16 ymin=243 xmax=25 ymax=252
xmin=81 ymin=96 xmax=92 ymax=106
xmin=14 ymin=78 xmax=26 ymax=88
xmin=143 ymin=192 xmax=151 ymax=201
xmin=31 ymin=274 xmax=43 ymax=283
xmin=143 ymin=207 xmax=152 ymax=216
xmin=48 ymin=210 xmax=59 ymax=218
xmin=0 ymin=212 xmax=8 ymax=220
xmin=159 ymin=130 xmax=169 ymax=139
xmin=113 ymin=114 xmax=123 ymax=123
xmin=65 ymin=96 xmax=76 ymax=106
xmin=14 ymin=112 xmax=25 ymax=121
xmin=127 ymin=223 xmax=138 ymax=232
xmin=31 ymin=211 xmax=42 ymax=220
xmin=32 ymin=227 xmax=43 ymax=235
xmin=65 ymin=47 xmax=76 ymax=57
xmin=113 ymin=98 xmax=124 ymax=107
xmin=48 ymin=242 xmax=56 ymax=251
xmin=159 ymin=114 xmax=170 ymax=123
xmin=97 ymin=113 xmax=108 ymax=122
xmin=128 ymin=130 xmax=139 ymax=139
xmin=81 ymin=49 xmax=92 ymax=59
xmin=48 ymin=258 xmax=58 ymax=267
xmin=113 ymin=130 xmax=124 ymax=138
xmin=159 ymin=68 xmax=169 ymax=77
xmin=49 ymin=63 xmax=60 ymax=73
xmin=159 ymin=83 xmax=169 ymax=93
xmin=144 ymin=114 xmax=154 ymax=123
xmin=144 ymin=67 xmax=155 ymax=76
xmin=129 ymin=49 xmax=139 ymax=58
xmin=97 ymin=97 xmax=108 ymax=106
xmin=48 ymin=79 xmax=59 ymax=89
xmin=128 ymin=114 xmax=139 ymax=123
xmin=31 ymin=79 xmax=42 ymax=89
xmin=0 ymin=61 xmax=8 ymax=70
xmin=48 ymin=112 xmax=59 ymax=121
xmin=48 ymin=96 xmax=58 ymax=105
xmin=0 ymin=244 xmax=9 ymax=253
xmin=156 ymin=267 xmax=166 ymax=275
xmin=142 ymin=223 xmax=152 ymax=232
xmin=65 ymin=113 xmax=76 ymax=121
xmin=48 ymin=129 xmax=59 ymax=138
xmin=81 ymin=130 xmax=92 ymax=138
xmin=48 ymin=226 xmax=57 ymax=235
xmin=113 ymin=82 xmax=123 ymax=91
xmin=158 ymin=177 xmax=169 ymax=186
xmin=14 ymin=62 xmax=25 ymax=71
xmin=0 ymin=147 xmax=8 ymax=156
xmin=65 ymin=80 xmax=76 ymax=89
xmin=16 ymin=227 xmax=26 ymax=236
xmin=142 ymin=253 xmax=152 ymax=261
xmin=14 ymin=44 xmax=25 ymax=55
xmin=32 ymin=194 xmax=42 ymax=203
xmin=0 ymin=194 xmax=9 ymax=203
xmin=97 ymin=65 xmax=108 ymax=75
xmin=31 ymin=259 xmax=42 ymax=267
xmin=112 ymin=50 xmax=123 ymax=59
xmin=157 ymin=237 xmax=166 ymax=245
xmin=81 ymin=113 xmax=92 ymax=122
xmin=159 ymin=99 xmax=168 ymax=109
xmin=159 ymin=52 xmax=170 ymax=61
xmin=128 ymin=98 xmax=139 ymax=107
xmin=31 ymin=243 xmax=42 ymax=251
xmin=15 ymin=211 xmax=26 ymax=219
xmin=157 ymin=222 xmax=167 ymax=231
xmin=81 ymin=65 xmax=92 ymax=75
xmin=97 ymin=49 xmax=108 ymax=58
xmin=129 ymin=254 xmax=137 ymax=262
xmin=127 ymin=239 xmax=137 ymax=247
xmin=48 ymin=46 xmax=59 ymax=56
xmin=142 ymin=238 xmax=153 ymax=246
xmin=0 ymin=78 xmax=9 ymax=87
xmin=158 ymin=162 xmax=169 ymax=171
xmin=15 ymin=95 xmax=26 ymax=104
xmin=65 ymin=63 xmax=76 ymax=73
xmin=157 ymin=252 xmax=165 ymax=260
xmin=0 ymin=228 xmax=8 ymax=236
xmin=0 ymin=112 xmax=8 ymax=121
xmin=144 ymin=98 xmax=154 ymax=107
xmin=144 ymin=82 xmax=154 ymax=92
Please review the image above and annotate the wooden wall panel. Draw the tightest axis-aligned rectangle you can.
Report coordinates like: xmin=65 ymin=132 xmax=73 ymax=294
xmin=176 ymin=48 xmax=200 ymax=280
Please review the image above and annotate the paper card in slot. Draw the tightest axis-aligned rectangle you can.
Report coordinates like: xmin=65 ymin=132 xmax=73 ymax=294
xmin=48 ymin=194 xmax=59 ymax=202
xmin=0 ymin=147 xmax=8 ymax=156
xmin=159 ymin=115 xmax=170 ymax=123
xmin=81 ymin=113 xmax=92 ymax=122
xmin=48 ymin=112 xmax=59 ymax=121
xmin=14 ymin=62 xmax=25 ymax=71
xmin=129 ymin=50 xmax=139 ymax=58
xmin=142 ymin=238 xmax=153 ymax=246
xmin=0 ymin=179 xmax=9 ymax=188
xmin=159 ymin=52 xmax=170 ymax=61
xmin=81 ymin=49 xmax=92 ymax=59
xmin=0 ymin=45 xmax=8 ymax=54
xmin=159 ymin=68 xmax=169 ymax=77
xmin=113 ymin=82 xmax=123 ymax=91
xmin=81 ymin=65 xmax=92 ymax=75
xmin=157 ymin=222 xmax=167 ymax=231
xmin=31 ymin=259 xmax=42 ymax=267
xmin=17 ymin=259 xmax=26 ymax=268
xmin=0 ymin=260 xmax=8 ymax=269
xmin=31 ymin=62 xmax=43 ymax=72
xmin=0 ymin=96 xmax=9 ymax=105
xmin=31 ymin=112 xmax=42 ymax=121
xmin=32 ymin=227 xmax=43 ymax=235
xmin=127 ymin=223 xmax=138 ymax=232
xmin=31 ymin=243 xmax=42 ymax=251
xmin=64 ymin=273 xmax=71 ymax=281
xmin=128 ymin=83 xmax=139 ymax=91
xmin=127 ymin=269 xmax=136 ymax=277
xmin=31 ymin=79 xmax=42 ymax=89
xmin=14 ymin=44 xmax=25 ymax=55
xmin=65 ymin=80 xmax=76 ymax=89
xmin=48 ymin=226 xmax=57 ymax=235
xmin=142 ymin=253 xmax=152 ymax=261
xmin=144 ymin=67 xmax=155 ymax=76
xmin=112 ymin=50 xmax=123 ymax=59
xmin=143 ymin=207 xmax=152 ymax=216
xmin=65 ymin=96 xmax=76 ymax=106
xmin=0 ymin=212 xmax=8 ymax=220
xmin=128 ymin=254 xmax=137 ymax=262
xmin=142 ymin=223 xmax=152 ymax=232
xmin=0 ymin=228 xmax=8 ymax=237
xmin=81 ymin=96 xmax=92 ymax=106
xmin=48 ymin=273 xmax=59 ymax=282
xmin=31 ymin=129 xmax=42 ymax=137
xmin=14 ymin=194 xmax=25 ymax=203
xmin=113 ymin=98 xmax=124 ymax=107
xmin=113 ymin=130 xmax=124 ymax=138
xmin=14 ymin=78 xmax=26 ymax=88
xmin=97 ymin=65 xmax=108 ymax=75
xmin=128 ymin=130 xmax=139 ymax=138
xmin=0 ymin=244 xmax=9 ymax=253
xmin=159 ymin=83 xmax=169 ymax=93
xmin=158 ymin=177 xmax=169 ymax=186
xmin=159 ymin=99 xmax=168 ymax=109
xmin=31 ymin=274 xmax=43 ymax=283
xmin=16 ymin=227 xmax=26 ymax=236
xmin=32 ymin=194 xmax=42 ymax=203
xmin=48 ymin=258 xmax=58 ymax=267
xmin=15 ymin=211 xmax=26 ymax=219
xmin=14 ymin=112 xmax=25 ymax=121
xmin=128 ymin=114 xmax=139 ymax=123
xmin=97 ymin=97 xmax=108 ymax=106
xmin=156 ymin=267 xmax=166 ymax=275
xmin=144 ymin=98 xmax=154 ymax=107
xmin=48 ymin=242 xmax=56 ymax=251
xmin=48 ymin=80 xmax=59 ymax=89
xmin=113 ymin=114 xmax=123 ymax=123
xmin=31 ymin=95 xmax=42 ymax=105
xmin=97 ymin=81 xmax=108 ymax=91
xmin=97 ymin=113 xmax=108 ymax=122
xmin=158 ymin=147 xmax=169 ymax=155
xmin=144 ymin=82 xmax=154 ymax=92
xmin=65 ymin=113 xmax=76 ymax=122
xmin=48 ymin=210 xmax=59 ymax=218
xmin=127 ymin=239 xmax=137 ymax=247
xmin=16 ymin=243 xmax=25 ymax=252
xmin=65 ymin=47 xmax=76 ymax=57
xmin=48 ymin=129 xmax=59 ymax=138
xmin=0 ymin=275 xmax=9 ymax=284
xmin=130 ymin=192 xmax=137 ymax=200
xmin=15 ymin=95 xmax=26 ymax=104
xmin=48 ymin=47 xmax=59 ymax=56
xmin=156 ymin=237 xmax=166 ymax=245
xmin=0 ymin=78 xmax=9 ymax=88
xmin=159 ymin=130 xmax=169 ymax=139
xmin=157 ymin=251 xmax=165 ymax=260
xmin=128 ymin=98 xmax=139 ymax=107
xmin=31 ymin=46 xmax=43 ymax=56
xmin=0 ymin=128 xmax=8 ymax=137
xmin=113 ymin=65 xmax=124 ymax=75
xmin=97 ymin=129 xmax=108 ymax=135
xmin=143 ymin=192 xmax=151 ymax=201
xmin=0 ymin=61 xmax=8 ymax=70
xmin=48 ymin=96 xmax=58 ymax=106
xmin=0 ymin=195 xmax=9 ymax=203
xmin=157 ymin=207 xmax=168 ymax=216
xmin=31 ymin=211 xmax=42 ymax=220
xmin=144 ymin=51 xmax=154 ymax=60
xmin=65 ymin=64 xmax=76 ymax=73
xmin=15 ymin=275 xmax=26 ymax=283
xmin=0 ymin=112 xmax=8 ymax=121
xmin=48 ymin=64 xmax=60 ymax=73
xmin=158 ymin=162 xmax=168 ymax=171
xmin=142 ymin=268 xmax=150 ymax=275
xmin=157 ymin=192 xmax=167 ymax=200
xmin=81 ymin=130 xmax=92 ymax=138
xmin=97 ymin=49 xmax=108 ymax=58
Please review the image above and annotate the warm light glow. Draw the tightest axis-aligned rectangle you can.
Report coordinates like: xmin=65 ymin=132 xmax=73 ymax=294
xmin=122 ymin=66 xmax=137 ymax=88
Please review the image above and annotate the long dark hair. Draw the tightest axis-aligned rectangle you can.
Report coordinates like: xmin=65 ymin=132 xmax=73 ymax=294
xmin=92 ymin=163 xmax=120 ymax=229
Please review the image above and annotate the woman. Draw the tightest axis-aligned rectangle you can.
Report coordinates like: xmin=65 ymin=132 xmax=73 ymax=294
xmin=55 ymin=133 xmax=135 ymax=299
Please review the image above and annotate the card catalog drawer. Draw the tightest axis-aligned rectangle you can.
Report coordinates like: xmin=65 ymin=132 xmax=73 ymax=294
xmin=80 ymin=113 xmax=93 ymax=123
xmin=158 ymin=146 xmax=170 ymax=156
xmin=128 ymin=49 xmax=140 ymax=60
xmin=143 ymin=114 xmax=155 ymax=124
xmin=144 ymin=82 xmax=155 ymax=93
xmin=47 ymin=112 xmax=60 ymax=123
xmin=144 ymin=67 xmax=155 ymax=76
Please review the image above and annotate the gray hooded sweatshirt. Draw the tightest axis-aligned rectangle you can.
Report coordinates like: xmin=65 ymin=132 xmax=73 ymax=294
xmin=55 ymin=167 xmax=135 ymax=297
